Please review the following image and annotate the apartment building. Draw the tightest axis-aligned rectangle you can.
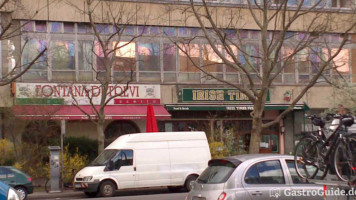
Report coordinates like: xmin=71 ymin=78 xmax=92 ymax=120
xmin=0 ymin=0 xmax=355 ymax=154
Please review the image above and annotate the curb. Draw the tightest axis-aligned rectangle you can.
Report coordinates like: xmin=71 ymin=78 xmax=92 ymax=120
xmin=28 ymin=190 xmax=83 ymax=199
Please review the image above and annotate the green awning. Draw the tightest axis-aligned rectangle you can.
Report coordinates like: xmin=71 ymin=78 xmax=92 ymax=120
xmin=166 ymin=103 xmax=309 ymax=111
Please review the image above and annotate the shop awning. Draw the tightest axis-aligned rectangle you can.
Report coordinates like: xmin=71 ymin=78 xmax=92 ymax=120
xmin=12 ymin=105 xmax=171 ymax=120
xmin=165 ymin=103 xmax=309 ymax=111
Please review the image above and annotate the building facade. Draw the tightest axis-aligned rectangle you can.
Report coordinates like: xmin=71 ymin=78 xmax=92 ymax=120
xmin=0 ymin=0 xmax=355 ymax=154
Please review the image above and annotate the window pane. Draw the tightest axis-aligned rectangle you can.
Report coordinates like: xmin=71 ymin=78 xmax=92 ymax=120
xmin=198 ymin=161 xmax=237 ymax=184
xmin=139 ymin=72 xmax=160 ymax=82
xmin=179 ymin=28 xmax=190 ymax=37
xmin=163 ymin=27 xmax=175 ymax=36
xmin=150 ymin=27 xmax=160 ymax=35
xmin=257 ymin=161 xmax=285 ymax=184
xmin=240 ymin=45 xmax=259 ymax=73
xmin=239 ymin=30 xmax=248 ymax=39
xmin=22 ymin=71 xmax=48 ymax=81
xmin=64 ymin=22 xmax=74 ymax=33
xmin=78 ymin=71 xmax=93 ymax=81
xmin=286 ymin=161 xmax=304 ymax=184
xmin=52 ymin=71 xmax=75 ymax=81
xmin=163 ymin=73 xmax=177 ymax=83
xmin=51 ymin=41 xmax=75 ymax=70
xmin=123 ymin=26 xmax=135 ymax=35
xmin=95 ymin=24 xmax=110 ymax=34
xmin=163 ymin=44 xmax=176 ymax=71
xmin=22 ymin=21 xmax=34 ymax=32
xmin=245 ymin=165 xmax=259 ymax=184
xmin=35 ymin=21 xmax=47 ymax=32
xmin=113 ymin=41 xmax=136 ymax=72
xmin=179 ymin=73 xmax=200 ymax=82
xmin=202 ymin=44 xmax=223 ymax=73
xmin=78 ymin=41 xmax=93 ymax=70
xmin=138 ymin=26 xmax=149 ymax=35
xmin=78 ymin=23 xmax=92 ymax=33
xmin=332 ymin=49 xmax=349 ymax=74
xmin=138 ymin=42 xmax=160 ymax=71
xmin=50 ymin=22 xmax=62 ymax=33
xmin=283 ymin=48 xmax=295 ymax=73
xmin=179 ymin=43 xmax=200 ymax=72
xmin=23 ymin=39 xmax=47 ymax=70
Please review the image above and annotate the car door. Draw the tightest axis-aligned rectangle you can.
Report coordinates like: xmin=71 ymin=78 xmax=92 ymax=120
xmin=242 ymin=159 xmax=292 ymax=200
xmin=284 ymin=160 xmax=324 ymax=200
xmin=110 ymin=150 xmax=136 ymax=189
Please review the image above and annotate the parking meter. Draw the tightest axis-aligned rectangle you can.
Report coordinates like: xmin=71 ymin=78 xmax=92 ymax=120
xmin=48 ymin=146 xmax=61 ymax=193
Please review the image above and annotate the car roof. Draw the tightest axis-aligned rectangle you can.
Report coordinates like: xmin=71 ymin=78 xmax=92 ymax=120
xmin=223 ymin=154 xmax=294 ymax=163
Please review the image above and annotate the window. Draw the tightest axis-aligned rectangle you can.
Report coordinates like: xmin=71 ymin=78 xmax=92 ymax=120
xmin=201 ymin=44 xmax=223 ymax=82
xmin=113 ymin=41 xmax=136 ymax=82
xmin=283 ymin=47 xmax=296 ymax=84
xmin=112 ymin=150 xmax=134 ymax=170
xmin=22 ymin=39 xmax=48 ymax=81
xmin=331 ymin=0 xmax=352 ymax=7
xmin=138 ymin=42 xmax=160 ymax=82
xmin=163 ymin=43 xmax=177 ymax=82
xmin=22 ymin=21 xmax=34 ymax=32
xmin=244 ymin=160 xmax=285 ymax=184
xmin=286 ymin=160 xmax=304 ymax=184
xmin=332 ymin=48 xmax=350 ymax=80
xmin=64 ymin=22 xmax=75 ymax=33
xmin=179 ymin=43 xmax=200 ymax=82
xmin=51 ymin=40 xmax=75 ymax=81
xmin=78 ymin=23 xmax=92 ymax=34
xmin=78 ymin=41 xmax=93 ymax=81
xmin=197 ymin=160 xmax=237 ymax=184
xmin=297 ymin=49 xmax=310 ymax=84
xmin=35 ymin=21 xmax=47 ymax=32
xmin=50 ymin=22 xmax=62 ymax=33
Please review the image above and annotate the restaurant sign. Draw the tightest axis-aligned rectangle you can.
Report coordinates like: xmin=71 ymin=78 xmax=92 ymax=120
xmin=179 ymin=88 xmax=270 ymax=102
xmin=15 ymin=83 xmax=161 ymax=105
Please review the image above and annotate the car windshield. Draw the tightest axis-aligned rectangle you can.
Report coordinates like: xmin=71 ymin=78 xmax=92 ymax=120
xmin=90 ymin=149 xmax=120 ymax=166
xmin=197 ymin=160 xmax=237 ymax=184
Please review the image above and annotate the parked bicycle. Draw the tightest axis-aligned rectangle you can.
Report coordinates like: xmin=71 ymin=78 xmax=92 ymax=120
xmin=294 ymin=114 xmax=356 ymax=183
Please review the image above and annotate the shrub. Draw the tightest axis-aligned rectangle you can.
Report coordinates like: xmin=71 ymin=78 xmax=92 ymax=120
xmin=64 ymin=136 xmax=98 ymax=162
xmin=62 ymin=146 xmax=88 ymax=184
xmin=0 ymin=139 xmax=15 ymax=165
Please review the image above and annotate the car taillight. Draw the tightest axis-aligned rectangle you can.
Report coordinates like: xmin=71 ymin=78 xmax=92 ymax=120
xmin=28 ymin=177 xmax=32 ymax=182
xmin=217 ymin=192 xmax=226 ymax=200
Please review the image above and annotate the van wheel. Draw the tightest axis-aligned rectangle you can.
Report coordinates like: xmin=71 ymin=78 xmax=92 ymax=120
xmin=99 ymin=181 xmax=115 ymax=197
xmin=84 ymin=192 xmax=97 ymax=198
xmin=15 ymin=186 xmax=27 ymax=200
xmin=184 ymin=175 xmax=197 ymax=192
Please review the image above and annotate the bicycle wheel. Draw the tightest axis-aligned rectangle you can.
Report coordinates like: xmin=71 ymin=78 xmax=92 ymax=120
xmin=334 ymin=134 xmax=356 ymax=182
xmin=294 ymin=136 xmax=322 ymax=179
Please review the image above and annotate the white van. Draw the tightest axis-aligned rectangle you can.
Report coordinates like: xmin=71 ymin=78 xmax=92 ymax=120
xmin=73 ymin=131 xmax=211 ymax=197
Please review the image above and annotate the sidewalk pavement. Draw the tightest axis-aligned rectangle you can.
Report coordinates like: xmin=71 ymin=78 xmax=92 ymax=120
xmin=28 ymin=189 xmax=83 ymax=199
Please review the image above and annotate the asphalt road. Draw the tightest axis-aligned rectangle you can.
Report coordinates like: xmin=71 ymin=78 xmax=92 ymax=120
xmin=28 ymin=188 xmax=188 ymax=200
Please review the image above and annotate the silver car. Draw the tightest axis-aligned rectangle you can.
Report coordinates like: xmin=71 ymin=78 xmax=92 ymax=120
xmin=186 ymin=154 xmax=352 ymax=200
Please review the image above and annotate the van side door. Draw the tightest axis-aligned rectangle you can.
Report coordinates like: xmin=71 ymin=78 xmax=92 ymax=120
xmin=242 ymin=159 xmax=292 ymax=200
xmin=110 ymin=150 xmax=136 ymax=189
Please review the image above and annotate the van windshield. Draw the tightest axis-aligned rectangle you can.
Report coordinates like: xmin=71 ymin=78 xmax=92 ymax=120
xmin=197 ymin=160 xmax=237 ymax=184
xmin=90 ymin=150 xmax=120 ymax=166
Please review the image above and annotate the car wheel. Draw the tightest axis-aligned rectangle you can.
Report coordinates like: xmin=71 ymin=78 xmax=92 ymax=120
xmin=84 ymin=192 xmax=97 ymax=198
xmin=99 ymin=180 xmax=115 ymax=197
xmin=184 ymin=175 xmax=197 ymax=192
xmin=15 ymin=186 xmax=28 ymax=200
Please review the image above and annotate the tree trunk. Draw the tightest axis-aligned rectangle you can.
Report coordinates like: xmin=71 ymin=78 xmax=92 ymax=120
xmin=249 ymin=106 xmax=263 ymax=154
xmin=97 ymin=120 xmax=105 ymax=154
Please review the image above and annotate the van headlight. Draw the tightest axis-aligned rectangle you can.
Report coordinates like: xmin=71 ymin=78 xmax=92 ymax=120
xmin=7 ymin=187 xmax=20 ymax=200
xmin=83 ymin=176 xmax=93 ymax=181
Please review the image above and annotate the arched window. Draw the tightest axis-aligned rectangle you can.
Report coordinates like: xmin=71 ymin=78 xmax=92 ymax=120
xmin=104 ymin=121 xmax=140 ymax=147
